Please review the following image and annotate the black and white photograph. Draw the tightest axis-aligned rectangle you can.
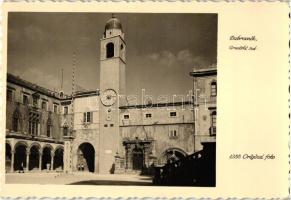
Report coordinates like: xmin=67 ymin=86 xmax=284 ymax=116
xmin=5 ymin=12 xmax=217 ymax=186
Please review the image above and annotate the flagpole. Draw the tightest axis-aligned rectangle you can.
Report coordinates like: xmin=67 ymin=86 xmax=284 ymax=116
xmin=71 ymin=51 xmax=76 ymax=136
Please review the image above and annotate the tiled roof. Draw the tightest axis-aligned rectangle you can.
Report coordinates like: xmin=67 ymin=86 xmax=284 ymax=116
xmin=74 ymin=90 xmax=100 ymax=98
xmin=7 ymin=73 xmax=63 ymax=99
xmin=189 ymin=68 xmax=217 ymax=77
xmin=7 ymin=73 xmax=99 ymax=100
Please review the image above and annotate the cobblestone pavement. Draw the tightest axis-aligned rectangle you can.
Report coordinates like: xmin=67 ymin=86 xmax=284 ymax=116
xmin=5 ymin=172 xmax=153 ymax=185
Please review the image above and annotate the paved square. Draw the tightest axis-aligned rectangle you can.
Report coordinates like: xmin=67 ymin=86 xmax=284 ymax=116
xmin=5 ymin=173 xmax=153 ymax=185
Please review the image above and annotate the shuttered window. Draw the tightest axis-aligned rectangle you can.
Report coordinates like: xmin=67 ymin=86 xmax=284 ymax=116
xmin=83 ymin=112 xmax=93 ymax=123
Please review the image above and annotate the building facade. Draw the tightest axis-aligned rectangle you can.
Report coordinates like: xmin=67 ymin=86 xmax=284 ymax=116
xmin=5 ymin=73 xmax=65 ymax=172
xmin=5 ymin=15 xmax=216 ymax=175
xmin=190 ymin=68 xmax=217 ymax=152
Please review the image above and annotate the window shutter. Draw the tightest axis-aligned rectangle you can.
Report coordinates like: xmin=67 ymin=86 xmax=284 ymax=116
xmin=83 ymin=112 xmax=86 ymax=123
xmin=86 ymin=112 xmax=90 ymax=123
xmin=90 ymin=112 xmax=93 ymax=123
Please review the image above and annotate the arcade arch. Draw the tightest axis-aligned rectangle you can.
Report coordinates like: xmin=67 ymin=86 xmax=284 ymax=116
xmin=41 ymin=146 xmax=53 ymax=170
xmin=53 ymin=146 xmax=64 ymax=170
xmin=5 ymin=143 xmax=12 ymax=172
xmin=14 ymin=141 xmax=28 ymax=171
xmin=29 ymin=144 xmax=41 ymax=171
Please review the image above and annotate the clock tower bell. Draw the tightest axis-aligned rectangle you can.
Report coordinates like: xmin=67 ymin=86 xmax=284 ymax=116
xmin=99 ymin=15 xmax=126 ymax=174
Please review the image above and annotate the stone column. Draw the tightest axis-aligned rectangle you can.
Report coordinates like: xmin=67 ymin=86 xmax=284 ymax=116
xmin=63 ymin=140 xmax=73 ymax=173
xmin=126 ymin=144 xmax=132 ymax=171
xmin=39 ymin=153 xmax=42 ymax=171
xmin=10 ymin=150 xmax=15 ymax=173
xmin=143 ymin=143 xmax=150 ymax=168
xmin=114 ymin=153 xmax=122 ymax=174
xmin=50 ymin=153 xmax=54 ymax=171
xmin=26 ymin=150 xmax=30 ymax=172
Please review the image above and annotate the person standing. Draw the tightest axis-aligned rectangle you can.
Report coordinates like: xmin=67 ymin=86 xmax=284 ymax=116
xmin=19 ymin=162 xmax=24 ymax=173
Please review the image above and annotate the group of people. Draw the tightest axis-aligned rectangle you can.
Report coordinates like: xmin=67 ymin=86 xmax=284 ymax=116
xmin=77 ymin=163 xmax=85 ymax=171
xmin=16 ymin=162 xmax=51 ymax=173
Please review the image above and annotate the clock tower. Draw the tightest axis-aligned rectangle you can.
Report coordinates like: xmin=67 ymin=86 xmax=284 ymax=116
xmin=99 ymin=15 xmax=126 ymax=174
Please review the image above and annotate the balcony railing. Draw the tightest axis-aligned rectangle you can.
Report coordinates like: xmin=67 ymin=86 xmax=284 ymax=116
xmin=6 ymin=131 xmax=64 ymax=143
xmin=63 ymin=130 xmax=76 ymax=140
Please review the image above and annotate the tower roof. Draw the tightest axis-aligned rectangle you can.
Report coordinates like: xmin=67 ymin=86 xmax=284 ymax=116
xmin=105 ymin=14 xmax=122 ymax=31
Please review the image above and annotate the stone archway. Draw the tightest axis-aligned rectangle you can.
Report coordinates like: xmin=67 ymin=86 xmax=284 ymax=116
xmin=77 ymin=143 xmax=95 ymax=172
xmin=42 ymin=146 xmax=52 ymax=170
xmin=14 ymin=142 xmax=27 ymax=171
xmin=158 ymin=148 xmax=187 ymax=165
xmin=29 ymin=145 xmax=40 ymax=171
xmin=5 ymin=143 xmax=12 ymax=172
xmin=122 ymin=139 xmax=153 ymax=173
xmin=53 ymin=147 xmax=64 ymax=171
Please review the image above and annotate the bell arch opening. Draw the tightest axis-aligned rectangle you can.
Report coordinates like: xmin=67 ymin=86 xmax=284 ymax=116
xmin=106 ymin=42 xmax=114 ymax=58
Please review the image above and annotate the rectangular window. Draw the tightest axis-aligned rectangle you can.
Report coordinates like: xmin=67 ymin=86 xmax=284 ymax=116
xmin=211 ymin=112 xmax=217 ymax=127
xmin=169 ymin=129 xmax=178 ymax=139
xmin=145 ymin=113 xmax=152 ymax=118
xmin=210 ymin=111 xmax=217 ymax=136
xmin=124 ymin=114 xmax=129 ymax=119
xmin=170 ymin=112 xmax=177 ymax=117
xmin=32 ymin=96 xmax=38 ymax=106
xmin=110 ymin=124 xmax=114 ymax=127
xmin=29 ymin=121 xmax=32 ymax=135
xmin=173 ymin=130 xmax=177 ymax=137
xmin=104 ymin=124 xmax=108 ymax=127
xmin=41 ymin=101 xmax=47 ymax=110
xmin=29 ymin=121 xmax=38 ymax=136
xmin=87 ymin=112 xmax=91 ymax=122
xmin=12 ymin=117 xmax=18 ymax=132
xmin=211 ymin=81 xmax=217 ymax=97
xmin=7 ymin=89 xmax=13 ymax=101
xmin=64 ymin=106 xmax=68 ymax=115
xmin=83 ymin=112 xmax=93 ymax=123
xmin=63 ymin=127 xmax=68 ymax=136
xmin=54 ymin=104 xmax=58 ymax=113
xmin=23 ymin=94 xmax=29 ymax=105
xmin=47 ymin=125 xmax=51 ymax=137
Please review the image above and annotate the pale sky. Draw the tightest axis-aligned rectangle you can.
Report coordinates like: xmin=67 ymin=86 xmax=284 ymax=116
xmin=8 ymin=13 xmax=217 ymax=103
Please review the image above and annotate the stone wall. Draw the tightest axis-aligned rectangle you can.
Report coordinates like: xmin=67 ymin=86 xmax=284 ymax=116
xmin=71 ymin=95 xmax=100 ymax=173
xmin=119 ymin=104 xmax=194 ymax=166
xmin=6 ymin=82 xmax=62 ymax=139
xmin=193 ymin=72 xmax=217 ymax=151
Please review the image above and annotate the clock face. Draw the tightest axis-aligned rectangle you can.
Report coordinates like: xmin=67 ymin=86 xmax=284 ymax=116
xmin=100 ymin=89 xmax=117 ymax=106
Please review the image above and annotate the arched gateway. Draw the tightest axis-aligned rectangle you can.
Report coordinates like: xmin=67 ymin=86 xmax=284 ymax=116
xmin=77 ymin=143 xmax=95 ymax=172
xmin=158 ymin=148 xmax=187 ymax=165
